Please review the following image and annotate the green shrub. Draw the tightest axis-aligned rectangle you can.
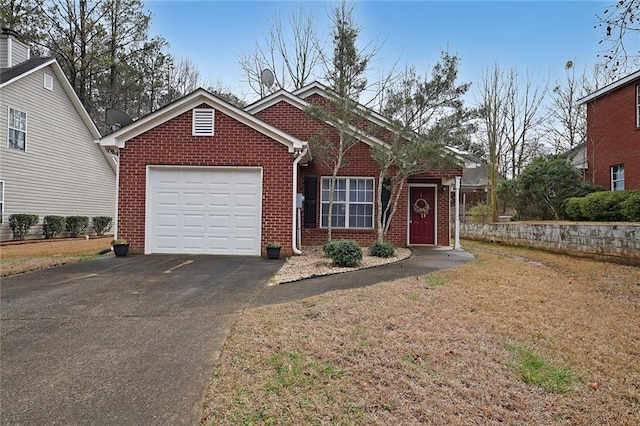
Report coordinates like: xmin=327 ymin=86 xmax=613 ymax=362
xmin=579 ymin=191 xmax=628 ymax=221
xmin=323 ymin=240 xmax=339 ymax=258
xmin=564 ymin=197 xmax=585 ymax=221
xmin=92 ymin=216 xmax=113 ymax=236
xmin=65 ymin=216 xmax=89 ymax=237
xmin=325 ymin=239 xmax=362 ymax=267
xmin=42 ymin=215 xmax=65 ymax=239
xmin=369 ymin=240 xmax=395 ymax=258
xmin=621 ymin=191 xmax=640 ymax=222
xmin=469 ymin=202 xmax=492 ymax=223
xmin=8 ymin=214 xmax=39 ymax=240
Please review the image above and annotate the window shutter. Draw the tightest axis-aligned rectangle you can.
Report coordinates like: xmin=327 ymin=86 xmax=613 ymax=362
xmin=304 ymin=176 xmax=317 ymax=228
xmin=381 ymin=178 xmax=391 ymax=229
xmin=192 ymin=109 xmax=214 ymax=136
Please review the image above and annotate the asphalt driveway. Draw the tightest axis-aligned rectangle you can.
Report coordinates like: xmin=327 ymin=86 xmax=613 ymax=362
xmin=1 ymin=254 xmax=283 ymax=425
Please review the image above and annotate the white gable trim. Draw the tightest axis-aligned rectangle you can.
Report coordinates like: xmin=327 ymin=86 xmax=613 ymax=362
xmin=578 ymin=70 xmax=640 ymax=104
xmin=99 ymin=88 xmax=305 ymax=153
xmin=0 ymin=59 xmax=101 ymax=141
xmin=245 ymin=89 xmax=308 ymax=114
xmin=244 ymin=89 xmax=390 ymax=149
xmin=293 ymin=81 xmax=394 ymax=130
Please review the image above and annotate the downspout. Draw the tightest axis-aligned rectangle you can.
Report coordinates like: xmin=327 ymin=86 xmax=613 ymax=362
xmin=292 ymin=143 xmax=308 ymax=255
xmin=454 ymin=176 xmax=461 ymax=249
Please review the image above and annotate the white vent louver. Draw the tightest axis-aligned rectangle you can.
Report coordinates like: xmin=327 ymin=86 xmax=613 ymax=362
xmin=44 ymin=74 xmax=53 ymax=91
xmin=192 ymin=108 xmax=214 ymax=136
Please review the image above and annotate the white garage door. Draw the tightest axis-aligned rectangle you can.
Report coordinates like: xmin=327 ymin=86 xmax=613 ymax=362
xmin=147 ymin=167 xmax=262 ymax=255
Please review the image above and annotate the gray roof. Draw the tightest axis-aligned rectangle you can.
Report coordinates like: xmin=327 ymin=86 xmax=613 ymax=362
xmin=461 ymin=164 xmax=490 ymax=187
xmin=0 ymin=57 xmax=53 ymax=84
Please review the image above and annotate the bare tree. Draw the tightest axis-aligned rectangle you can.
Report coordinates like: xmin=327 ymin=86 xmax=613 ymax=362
xmin=502 ymin=68 xmax=547 ymax=178
xmin=597 ymin=0 xmax=640 ymax=75
xmin=477 ymin=63 xmax=508 ymax=222
xmin=237 ymin=6 xmax=323 ymax=97
xmin=545 ymin=61 xmax=590 ymax=154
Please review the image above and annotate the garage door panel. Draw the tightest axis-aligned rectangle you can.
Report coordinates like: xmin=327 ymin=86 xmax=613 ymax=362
xmin=183 ymin=214 xmax=205 ymax=230
xmin=183 ymin=236 xmax=205 ymax=250
xmin=235 ymin=214 xmax=258 ymax=230
xmin=156 ymin=213 xmax=180 ymax=228
xmin=209 ymin=214 xmax=230 ymax=229
xmin=149 ymin=168 xmax=261 ymax=255
xmin=155 ymin=235 xmax=179 ymax=249
xmin=183 ymin=192 xmax=205 ymax=207
xmin=157 ymin=192 xmax=180 ymax=207
xmin=210 ymin=192 xmax=231 ymax=208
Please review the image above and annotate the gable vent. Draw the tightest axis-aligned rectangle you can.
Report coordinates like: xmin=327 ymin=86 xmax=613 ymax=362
xmin=192 ymin=108 xmax=214 ymax=136
xmin=44 ymin=74 xmax=53 ymax=91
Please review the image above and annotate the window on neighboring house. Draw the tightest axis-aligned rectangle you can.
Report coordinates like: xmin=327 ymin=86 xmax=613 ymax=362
xmin=8 ymin=107 xmax=26 ymax=151
xmin=637 ymin=84 xmax=640 ymax=128
xmin=0 ymin=181 xmax=4 ymax=223
xmin=321 ymin=177 xmax=374 ymax=228
xmin=611 ymin=164 xmax=625 ymax=191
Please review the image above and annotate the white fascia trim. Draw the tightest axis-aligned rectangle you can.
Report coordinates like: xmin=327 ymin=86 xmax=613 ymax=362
xmin=246 ymin=89 xmax=390 ymax=150
xmin=293 ymin=81 xmax=394 ymax=130
xmin=100 ymin=89 xmax=305 ymax=153
xmin=0 ymin=59 xmax=54 ymax=88
xmin=578 ymin=70 xmax=640 ymax=104
xmin=244 ymin=89 xmax=308 ymax=114
xmin=0 ymin=59 xmax=101 ymax=140
xmin=291 ymin=81 xmax=328 ymax=98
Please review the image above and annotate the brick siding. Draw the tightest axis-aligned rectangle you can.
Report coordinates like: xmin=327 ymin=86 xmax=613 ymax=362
xmin=118 ymin=104 xmax=295 ymax=255
xmin=586 ymin=80 xmax=640 ymax=190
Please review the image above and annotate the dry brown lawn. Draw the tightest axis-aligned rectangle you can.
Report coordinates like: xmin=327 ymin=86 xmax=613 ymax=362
xmin=0 ymin=237 xmax=112 ymax=276
xmin=202 ymin=240 xmax=640 ymax=425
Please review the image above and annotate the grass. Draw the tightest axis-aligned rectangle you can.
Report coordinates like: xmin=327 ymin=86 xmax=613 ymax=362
xmin=202 ymin=240 xmax=640 ymax=425
xmin=0 ymin=237 xmax=112 ymax=276
xmin=505 ymin=344 xmax=577 ymax=394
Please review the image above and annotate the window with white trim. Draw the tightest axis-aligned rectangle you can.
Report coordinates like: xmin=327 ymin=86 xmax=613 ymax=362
xmin=0 ymin=181 xmax=4 ymax=223
xmin=8 ymin=107 xmax=26 ymax=151
xmin=636 ymin=84 xmax=640 ymax=128
xmin=321 ymin=177 xmax=374 ymax=228
xmin=192 ymin=108 xmax=214 ymax=136
xmin=611 ymin=164 xmax=625 ymax=191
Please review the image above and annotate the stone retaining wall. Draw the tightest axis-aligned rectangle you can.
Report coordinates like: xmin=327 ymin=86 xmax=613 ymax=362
xmin=461 ymin=223 xmax=640 ymax=266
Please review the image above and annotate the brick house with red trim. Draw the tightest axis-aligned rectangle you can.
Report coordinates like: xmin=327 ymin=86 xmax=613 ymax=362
xmin=578 ymin=69 xmax=640 ymax=191
xmin=100 ymin=82 xmax=462 ymax=256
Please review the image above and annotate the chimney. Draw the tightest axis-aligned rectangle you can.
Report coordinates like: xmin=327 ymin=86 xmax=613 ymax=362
xmin=1 ymin=28 xmax=31 ymax=68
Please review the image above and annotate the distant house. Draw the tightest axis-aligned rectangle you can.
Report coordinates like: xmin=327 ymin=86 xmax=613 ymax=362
xmin=561 ymin=142 xmax=588 ymax=176
xmin=578 ymin=69 xmax=640 ymax=190
xmin=99 ymin=82 xmax=462 ymax=256
xmin=444 ymin=147 xmax=491 ymax=215
xmin=0 ymin=28 xmax=116 ymax=240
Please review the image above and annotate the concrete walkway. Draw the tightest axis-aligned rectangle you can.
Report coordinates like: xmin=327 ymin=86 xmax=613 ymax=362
xmin=253 ymin=247 xmax=474 ymax=307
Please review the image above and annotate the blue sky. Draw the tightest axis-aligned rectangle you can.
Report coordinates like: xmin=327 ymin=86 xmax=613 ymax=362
xmin=145 ymin=1 xmax=608 ymax=102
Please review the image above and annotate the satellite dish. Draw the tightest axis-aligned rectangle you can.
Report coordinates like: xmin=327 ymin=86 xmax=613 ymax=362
xmin=260 ymin=69 xmax=275 ymax=89
xmin=106 ymin=108 xmax=133 ymax=131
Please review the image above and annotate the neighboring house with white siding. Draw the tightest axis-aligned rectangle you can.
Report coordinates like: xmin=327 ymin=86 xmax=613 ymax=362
xmin=0 ymin=28 xmax=116 ymax=241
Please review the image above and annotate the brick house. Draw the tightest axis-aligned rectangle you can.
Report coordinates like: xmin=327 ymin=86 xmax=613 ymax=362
xmin=100 ymin=83 xmax=462 ymax=256
xmin=578 ymin=69 xmax=640 ymax=190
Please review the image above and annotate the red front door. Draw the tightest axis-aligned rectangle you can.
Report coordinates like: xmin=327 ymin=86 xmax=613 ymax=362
xmin=409 ymin=186 xmax=436 ymax=245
